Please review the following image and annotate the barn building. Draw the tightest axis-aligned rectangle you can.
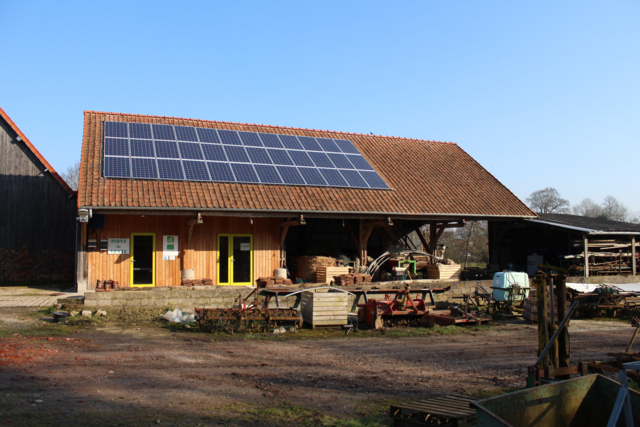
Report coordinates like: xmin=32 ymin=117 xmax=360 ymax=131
xmin=0 ymin=106 xmax=76 ymax=263
xmin=76 ymin=111 xmax=535 ymax=291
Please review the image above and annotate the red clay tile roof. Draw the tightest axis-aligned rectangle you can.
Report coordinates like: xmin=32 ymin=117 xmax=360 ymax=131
xmin=0 ymin=106 xmax=75 ymax=195
xmin=78 ymin=111 xmax=535 ymax=218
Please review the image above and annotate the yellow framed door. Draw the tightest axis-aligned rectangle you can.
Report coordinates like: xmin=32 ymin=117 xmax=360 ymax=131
xmin=217 ymin=234 xmax=253 ymax=286
xmin=130 ymin=233 xmax=156 ymax=287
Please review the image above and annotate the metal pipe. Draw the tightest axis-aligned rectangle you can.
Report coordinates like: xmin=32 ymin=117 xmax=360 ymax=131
xmin=535 ymin=300 xmax=579 ymax=367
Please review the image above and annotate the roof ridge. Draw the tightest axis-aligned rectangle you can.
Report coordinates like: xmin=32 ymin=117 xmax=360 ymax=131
xmin=83 ymin=110 xmax=457 ymax=145
xmin=0 ymin=106 xmax=76 ymax=196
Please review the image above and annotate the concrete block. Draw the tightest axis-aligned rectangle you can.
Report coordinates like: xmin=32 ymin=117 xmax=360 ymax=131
xmin=84 ymin=300 xmax=97 ymax=308
xmin=84 ymin=292 xmax=97 ymax=301
xmin=81 ymin=310 xmax=92 ymax=317
xmin=96 ymin=310 xmax=107 ymax=317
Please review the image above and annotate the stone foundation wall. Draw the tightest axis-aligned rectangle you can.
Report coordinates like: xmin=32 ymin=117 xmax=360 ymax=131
xmin=83 ymin=279 xmax=493 ymax=310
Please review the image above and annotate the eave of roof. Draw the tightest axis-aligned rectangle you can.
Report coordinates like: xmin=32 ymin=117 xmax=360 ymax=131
xmin=526 ymin=218 xmax=640 ymax=235
xmin=0 ymin=106 xmax=76 ymax=196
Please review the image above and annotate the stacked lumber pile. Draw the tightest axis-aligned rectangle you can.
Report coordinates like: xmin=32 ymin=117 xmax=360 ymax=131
xmin=426 ymin=263 xmax=461 ymax=280
xmin=316 ymin=266 xmax=351 ymax=284
xmin=333 ymin=273 xmax=371 ymax=286
xmin=256 ymin=277 xmax=293 ymax=288
xmin=95 ymin=280 xmax=121 ymax=292
xmin=182 ymin=278 xmax=215 ymax=286
xmin=301 ymin=291 xmax=348 ymax=328
xmin=297 ymin=256 xmax=337 ymax=281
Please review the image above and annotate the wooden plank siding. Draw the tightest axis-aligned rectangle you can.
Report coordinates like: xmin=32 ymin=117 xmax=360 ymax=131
xmin=0 ymin=116 xmax=76 ymax=253
xmin=86 ymin=214 xmax=279 ymax=289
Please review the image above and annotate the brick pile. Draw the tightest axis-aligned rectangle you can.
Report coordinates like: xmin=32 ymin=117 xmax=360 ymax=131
xmin=256 ymin=277 xmax=292 ymax=288
xmin=333 ymin=274 xmax=372 ymax=286
xmin=95 ymin=280 xmax=122 ymax=292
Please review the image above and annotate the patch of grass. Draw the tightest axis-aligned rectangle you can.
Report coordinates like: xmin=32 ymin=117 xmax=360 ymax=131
xmin=206 ymin=400 xmax=392 ymax=427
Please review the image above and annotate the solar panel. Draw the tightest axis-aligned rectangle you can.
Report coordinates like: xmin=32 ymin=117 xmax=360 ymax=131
xmin=157 ymin=159 xmax=184 ymax=180
xmin=360 ymin=171 xmax=389 ymax=189
xmin=207 ymin=162 xmax=235 ymax=182
xmin=327 ymin=153 xmax=354 ymax=169
xmin=279 ymin=135 xmax=304 ymax=150
xmin=102 ymin=121 xmax=389 ymax=190
xmin=152 ymin=124 xmax=175 ymax=140
xmin=254 ymin=165 xmax=282 ymax=184
xmin=104 ymin=138 xmax=130 ymax=156
xmin=230 ymin=163 xmax=259 ymax=183
xmin=223 ymin=145 xmax=250 ymax=163
xmin=308 ymin=152 xmax=335 ymax=168
xmin=130 ymin=139 xmax=154 ymax=158
xmin=266 ymin=149 xmax=294 ymax=166
xmin=154 ymin=140 xmax=180 ymax=159
xmin=319 ymin=168 xmax=348 ymax=187
xmin=196 ymin=128 xmax=221 ymax=144
xmin=129 ymin=123 xmax=152 ymax=139
xmin=288 ymin=150 xmax=314 ymax=167
xmin=339 ymin=170 xmax=368 ymax=188
xmin=316 ymin=138 xmax=341 ymax=153
xmin=345 ymin=154 xmax=374 ymax=171
xmin=298 ymin=168 xmax=326 ymax=186
xmin=201 ymin=144 xmax=227 ymax=161
xmin=259 ymin=133 xmax=284 ymax=148
xmin=178 ymin=142 xmax=204 ymax=160
xmin=183 ymin=161 xmax=210 ymax=181
xmin=298 ymin=136 xmax=322 ymax=152
xmin=131 ymin=158 xmax=158 ymax=179
xmin=278 ymin=166 xmax=306 ymax=185
xmin=218 ymin=130 xmax=242 ymax=145
xmin=239 ymin=132 xmax=263 ymax=147
xmin=175 ymin=126 xmax=198 ymax=142
xmin=104 ymin=122 xmax=128 ymax=138
xmin=246 ymin=147 xmax=272 ymax=164
xmin=334 ymin=139 xmax=360 ymax=154
xmin=104 ymin=156 xmax=130 ymax=178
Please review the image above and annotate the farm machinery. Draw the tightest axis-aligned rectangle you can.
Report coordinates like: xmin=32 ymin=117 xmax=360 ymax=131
xmin=361 ymin=284 xmax=490 ymax=329
xmin=195 ymin=287 xmax=303 ymax=333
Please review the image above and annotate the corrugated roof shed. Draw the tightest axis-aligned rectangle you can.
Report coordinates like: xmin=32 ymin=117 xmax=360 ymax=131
xmin=78 ymin=111 xmax=535 ymax=218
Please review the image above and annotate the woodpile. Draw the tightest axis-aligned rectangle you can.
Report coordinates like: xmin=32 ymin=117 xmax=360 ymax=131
xmin=333 ymin=273 xmax=371 ymax=286
xmin=256 ymin=277 xmax=293 ymax=288
xmin=95 ymin=280 xmax=121 ymax=292
xmin=297 ymin=256 xmax=337 ymax=281
xmin=426 ymin=263 xmax=461 ymax=280
xmin=316 ymin=266 xmax=351 ymax=284
xmin=181 ymin=278 xmax=215 ymax=286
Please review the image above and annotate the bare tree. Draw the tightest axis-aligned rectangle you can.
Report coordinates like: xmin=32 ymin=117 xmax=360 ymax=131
xmin=526 ymin=187 xmax=570 ymax=214
xmin=600 ymin=195 xmax=630 ymax=222
xmin=572 ymin=198 xmax=603 ymax=217
xmin=60 ymin=159 xmax=80 ymax=191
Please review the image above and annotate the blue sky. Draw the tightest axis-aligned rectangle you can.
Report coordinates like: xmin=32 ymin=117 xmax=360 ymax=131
xmin=1 ymin=1 xmax=638 ymax=213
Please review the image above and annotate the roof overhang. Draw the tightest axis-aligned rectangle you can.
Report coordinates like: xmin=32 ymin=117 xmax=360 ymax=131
xmin=83 ymin=205 xmax=537 ymax=222
xmin=526 ymin=219 xmax=640 ymax=235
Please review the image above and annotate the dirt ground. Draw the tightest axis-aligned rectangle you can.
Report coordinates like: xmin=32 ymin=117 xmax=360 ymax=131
xmin=0 ymin=307 xmax=635 ymax=426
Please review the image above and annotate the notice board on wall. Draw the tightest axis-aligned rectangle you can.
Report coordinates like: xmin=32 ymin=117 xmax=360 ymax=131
xmin=163 ymin=235 xmax=179 ymax=260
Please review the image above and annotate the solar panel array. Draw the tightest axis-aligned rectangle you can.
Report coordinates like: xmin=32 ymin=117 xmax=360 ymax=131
xmin=102 ymin=121 xmax=389 ymax=190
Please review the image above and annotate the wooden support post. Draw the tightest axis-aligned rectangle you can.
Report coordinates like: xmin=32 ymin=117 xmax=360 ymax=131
xmin=414 ymin=225 xmax=431 ymax=253
xmin=632 ymin=236 xmax=637 ymax=277
xmin=535 ymin=275 xmax=549 ymax=369
xmin=77 ymin=222 xmax=88 ymax=292
xmin=557 ymin=275 xmax=570 ymax=377
xmin=344 ymin=221 xmax=360 ymax=251
xmin=583 ymin=235 xmax=589 ymax=278
xmin=359 ymin=219 xmax=367 ymax=266
xmin=429 ymin=221 xmax=437 ymax=256
xmin=280 ymin=225 xmax=290 ymax=268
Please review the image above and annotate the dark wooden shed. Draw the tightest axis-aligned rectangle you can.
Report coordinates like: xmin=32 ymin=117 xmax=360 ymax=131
xmin=0 ymin=107 xmax=77 ymax=268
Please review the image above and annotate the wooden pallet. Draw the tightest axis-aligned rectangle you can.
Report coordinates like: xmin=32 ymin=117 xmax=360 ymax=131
xmin=300 ymin=291 xmax=348 ymax=328
xmin=316 ymin=266 xmax=351 ymax=284
xmin=391 ymin=393 xmax=478 ymax=427
xmin=426 ymin=264 xmax=462 ymax=280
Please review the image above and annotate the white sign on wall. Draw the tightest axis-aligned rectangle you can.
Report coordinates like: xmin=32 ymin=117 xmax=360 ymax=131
xmin=107 ymin=238 xmax=130 ymax=255
xmin=163 ymin=235 xmax=179 ymax=258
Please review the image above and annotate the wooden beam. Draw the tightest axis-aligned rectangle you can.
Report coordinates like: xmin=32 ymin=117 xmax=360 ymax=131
xmin=632 ymin=236 xmax=637 ymax=277
xmin=362 ymin=221 xmax=387 ymax=229
xmin=280 ymin=220 xmax=301 ymax=227
xmin=435 ymin=226 xmax=446 ymax=243
xmin=383 ymin=225 xmax=399 ymax=242
xmin=584 ymin=235 xmax=589 ymax=278
xmin=414 ymin=225 xmax=431 ymax=253
xmin=429 ymin=221 xmax=437 ymax=256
